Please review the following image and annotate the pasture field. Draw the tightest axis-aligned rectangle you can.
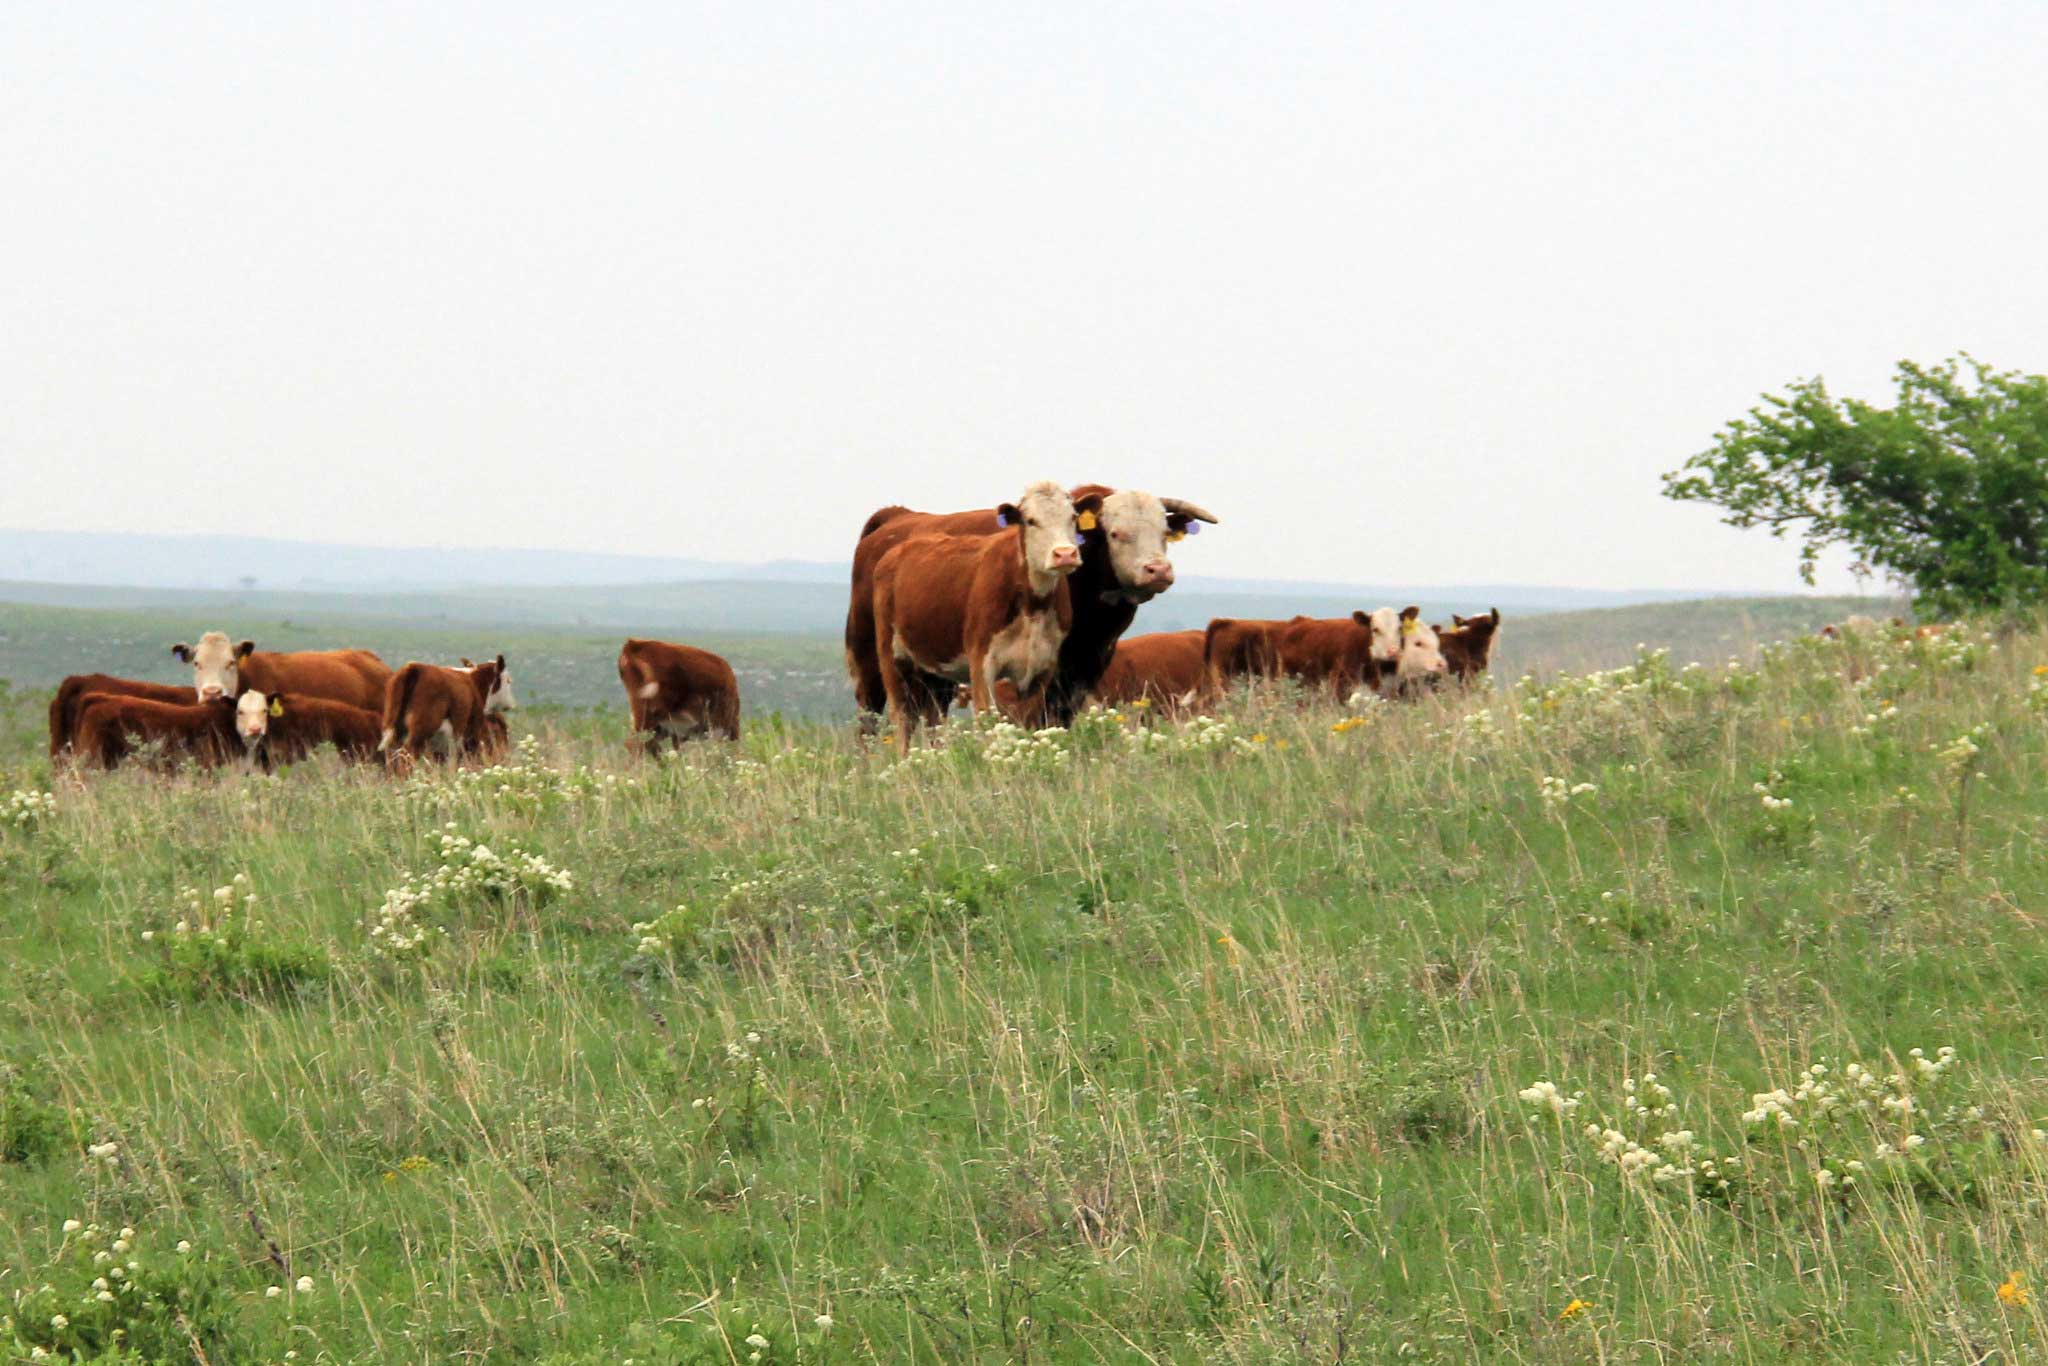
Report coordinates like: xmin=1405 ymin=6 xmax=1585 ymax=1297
xmin=1 ymin=618 xmax=2044 ymax=1362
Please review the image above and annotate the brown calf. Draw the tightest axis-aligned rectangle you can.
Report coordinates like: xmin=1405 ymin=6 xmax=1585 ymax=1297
xmin=170 ymin=631 xmax=392 ymax=710
xmin=1094 ymin=631 xmax=1210 ymax=713
xmin=73 ymin=696 xmax=240 ymax=770
xmin=233 ymin=691 xmax=384 ymax=767
xmin=50 ymin=675 xmax=194 ymax=757
xmin=379 ymin=656 xmax=514 ymax=766
xmin=618 ymin=638 xmax=741 ymax=749
xmin=1434 ymin=609 xmax=1503 ymax=683
xmin=871 ymin=482 xmax=1089 ymax=753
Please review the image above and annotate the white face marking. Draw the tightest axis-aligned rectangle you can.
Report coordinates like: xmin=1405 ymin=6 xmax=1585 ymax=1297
xmin=1095 ymin=490 xmax=1180 ymax=596
xmin=1365 ymin=608 xmax=1402 ymax=662
xmin=183 ymin=630 xmax=242 ymax=701
xmin=637 ymin=681 xmax=660 ymax=699
xmin=1394 ymin=617 xmax=1447 ymax=679
xmin=1009 ymin=481 xmax=1083 ymax=584
xmin=485 ymin=669 xmax=515 ymax=712
xmin=235 ymin=691 xmax=270 ymax=746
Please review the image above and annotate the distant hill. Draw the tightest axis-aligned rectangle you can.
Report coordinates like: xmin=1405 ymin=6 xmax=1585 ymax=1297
xmin=0 ymin=527 xmax=1838 ymax=618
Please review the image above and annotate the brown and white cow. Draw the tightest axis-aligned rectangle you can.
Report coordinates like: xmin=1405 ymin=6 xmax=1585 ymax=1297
xmin=1093 ymin=630 xmax=1211 ymax=713
xmin=846 ymin=483 xmax=1217 ymax=729
xmin=871 ymin=482 xmax=1090 ymax=753
xmin=617 ymin=638 xmax=741 ymax=749
xmin=170 ymin=632 xmax=392 ymax=711
xmin=1207 ymin=607 xmax=1445 ymax=699
xmin=1433 ymin=608 xmax=1502 ymax=684
xmin=49 ymin=675 xmax=195 ymax=757
xmin=73 ymin=696 xmax=241 ymax=770
xmin=378 ymin=656 xmax=514 ymax=767
xmin=234 ymin=691 xmax=384 ymax=767
xmin=1376 ymin=607 xmax=1450 ymax=696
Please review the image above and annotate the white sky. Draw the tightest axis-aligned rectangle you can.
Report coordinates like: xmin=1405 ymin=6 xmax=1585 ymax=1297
xmin=4 ymin=2 xmax=2044 ymax=591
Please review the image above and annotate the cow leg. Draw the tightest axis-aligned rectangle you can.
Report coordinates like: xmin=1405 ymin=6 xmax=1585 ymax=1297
xmin=875 ymin=626 xmax=919 ymax=756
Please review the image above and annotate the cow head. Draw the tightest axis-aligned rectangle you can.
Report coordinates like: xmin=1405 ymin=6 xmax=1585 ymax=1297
xmin=995 ymin=482 xmax=1086 ymax=588
xmin=1070 ymin=486 xmax=1219 ymax=603
xmin=234 ymin=690 xmax=284 ymax=750
xmin=1391 ymin=606 xmax=1447 ymax=685
xmin=171 ymin=631 xmax=254 ymax=702
xmin=472 ymin=654 xmax=516 ymax=712
xmin=1353 ymin=609 xmax=1403 ymax=664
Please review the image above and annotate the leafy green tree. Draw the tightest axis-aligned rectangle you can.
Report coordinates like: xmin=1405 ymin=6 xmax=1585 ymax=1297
xmin=1663 ymin=356 xmax=2048 ymax=616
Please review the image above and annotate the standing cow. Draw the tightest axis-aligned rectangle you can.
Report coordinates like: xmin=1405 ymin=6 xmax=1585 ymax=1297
xmin=870 ymin=482 xmax=1089 ymax=753
xmin=49 ymin=675 xmax=195 ymax=757
xmin=379 ymin=656 xmax=514 ymax=767
xmin=170 ymin=632 xmax=392 ymax=711
xmin=617 ymin=639 xmax=741 ymax=749
xmin=1433 ymin=609 xmax=1503 ymax=684
xmin=846 ymin=483 xmax=1217 ymax=730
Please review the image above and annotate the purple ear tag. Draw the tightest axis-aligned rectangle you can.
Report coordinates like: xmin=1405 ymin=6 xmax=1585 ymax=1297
xmin=1073 ymin=531 xmax=1087 ymax=546
xmin=994 ymin=509 xmax=1012 ymax=527
xmin=1184 ymin=520 xmax=1201 ymax=536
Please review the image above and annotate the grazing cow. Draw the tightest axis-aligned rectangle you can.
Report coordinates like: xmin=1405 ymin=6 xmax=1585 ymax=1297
xmin=1205 ymin=611 xmax=1399 ymax=698
xmin=1819 ymin=614 xmax=1907 ymax=641
xmin=379 ymin=656 xmax=514 ymax=766
xmin=170 ymin=632 xmax=392 ymax=711
xmin=73 ymin=696 xmax=240 ymax=770
xmin=617 ymin=638 xmax=741 ymax=749
xmin=846 ymin=484 xmax=1218 ymax=729
xmin=49 ymin=675 xmax=194 ymax=757
xmin=1094 ymin=631 xmax=1210 ymax=713
xmin=1433 ymin=608 xmax=1503 ymax=684
xmin=233 ymin=691 xmax=384 ymax=767
xmin=871 ymin=482 xmax=1089 ymax=753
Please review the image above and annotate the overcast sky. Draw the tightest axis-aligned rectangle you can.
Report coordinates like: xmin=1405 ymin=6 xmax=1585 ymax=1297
xmin=4 ymin=2 xmax=2043 ymax=592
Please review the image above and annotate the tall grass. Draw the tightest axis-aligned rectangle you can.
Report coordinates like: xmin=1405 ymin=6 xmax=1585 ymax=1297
xmin=1 ymin=620 xmax=2045 ymax=1361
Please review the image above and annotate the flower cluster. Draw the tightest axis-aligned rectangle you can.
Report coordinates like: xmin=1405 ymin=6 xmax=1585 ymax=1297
xmin=1539 ymin=776 xmax=1598 ymax=811
xmin=1 ymin=1220 xmax=224 ymax=1362
xmin=1521 ymin=1071 xmax=1742 ymax=1197
xmin=367 ymin=826 xmax=574 ymax=960
xmin=3 ymin=788 xmax=57 ymax=830
xmin=1935 ymin=724 xmax=1991 ymax=770
xmin=1752 ymin=772 xmax=1793 ymax=812
xmin=402 ymin=735 xmax=643 ymax=809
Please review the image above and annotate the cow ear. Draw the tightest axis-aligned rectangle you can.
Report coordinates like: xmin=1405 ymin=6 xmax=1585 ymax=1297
xmin=236 ymin=640 xmax=256 ymax=660
xmin=994 ymin=503 xmax=1018 ymax=528
xmin=171 ymin=642 xmax=192 ymax=662
xmin=1073 ymin=493 xmax=1102 ymax=536
xmin=1352 ymin=610 xmax=1372 ymax=628
xmin=1161 ymin=498 xmax=1218 ymax=539
xmin=495 ymin=653 xmax=506 ymax=672
xmin=1453 ymin=613 xmax=1470 ymax=627
xmin=460 ymin=657 xmax=474 ymax=668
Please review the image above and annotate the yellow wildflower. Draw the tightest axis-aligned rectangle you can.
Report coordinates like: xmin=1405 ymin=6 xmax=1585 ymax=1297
xmin=1998 ymin=1271 xmax=2029 ymax=1307
xmin=1559 ymin=1298 xmax=1591 ymax=1321
xmin=2034 ymin=665 xmax=2048 ymax=676
xmin=1216 ymin=933 xmax=1244 ymax=966
xmin=1249 ymin=732 xmax=1268 ymax=745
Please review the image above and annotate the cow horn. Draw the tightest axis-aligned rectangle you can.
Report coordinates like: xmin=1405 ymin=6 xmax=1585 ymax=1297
xmin=1160 ymin=498 xmax=1219 ymax=524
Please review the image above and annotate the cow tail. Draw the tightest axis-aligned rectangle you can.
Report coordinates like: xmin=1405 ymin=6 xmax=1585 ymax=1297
xmin=381 ymin=664 xmax=420 ymax=752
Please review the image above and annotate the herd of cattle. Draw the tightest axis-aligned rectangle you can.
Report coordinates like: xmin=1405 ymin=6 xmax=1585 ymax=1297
xmin=43 ymin=480 xmax=1501 ymax=769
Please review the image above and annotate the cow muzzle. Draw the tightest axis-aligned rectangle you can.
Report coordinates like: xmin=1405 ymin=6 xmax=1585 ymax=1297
xmin=1049 ymin=545 xmax=1081 ymax=571
xmin=1137 ymin=559 xmax=1174 ymax=589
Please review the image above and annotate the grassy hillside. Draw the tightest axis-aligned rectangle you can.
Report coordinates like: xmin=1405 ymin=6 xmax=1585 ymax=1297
xmin=0 ymin=593 xmax=1897 ymax=730
xmin=0 ymin=619 xmax=2043 ymax=1361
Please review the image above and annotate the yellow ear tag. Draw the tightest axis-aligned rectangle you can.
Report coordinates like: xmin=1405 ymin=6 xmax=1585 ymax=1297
xmin=268 ymin=698 xmax=284 ymax=717
xmin=1076 ymin=510 xmax=1098 ymax=532
xmin=1400 ymin=619 xmax=1420 ymax=637
xmin=1165 ymin=528 xmax=1186 ymax=543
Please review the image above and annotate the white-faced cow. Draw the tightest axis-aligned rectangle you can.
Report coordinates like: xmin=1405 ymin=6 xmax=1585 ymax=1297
xmin=170 ymin=632 xmax=391 ymax=711
xmin=870 ymin=481 xmax=1089 ymax=753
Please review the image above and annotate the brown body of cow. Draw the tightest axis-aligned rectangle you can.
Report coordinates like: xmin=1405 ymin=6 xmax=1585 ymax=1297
xmin=49 ymin=675 xmax=194 ymax=757
xmin=1435 ymin=609 xmax=1502 ymax=683
xmin=234 ymin=691 xmax=384 ymax=767
xmin=617 ymin=638 xmax=741 ymax=748
xmin=1203 ymin=618 xmax=1287 ymax=695
xmin=171 ymin=632 xmax=392 ymax=711
xmin=379 ymin=656 xmax=512 ymax=767
xmin=73 ymin=696 xmax=241 ymax=770
xmin=871 ymin=483 xmax=1089 ymax=753
xmin=1094 ymin=631 xmax=1210 ymax=713
xmin=845 ymin=484 xmax=1217 ymax=729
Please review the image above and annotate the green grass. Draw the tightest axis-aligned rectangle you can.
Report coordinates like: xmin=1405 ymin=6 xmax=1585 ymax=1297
xmin=2 ymin=618 xmax=2042 ymax=1361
